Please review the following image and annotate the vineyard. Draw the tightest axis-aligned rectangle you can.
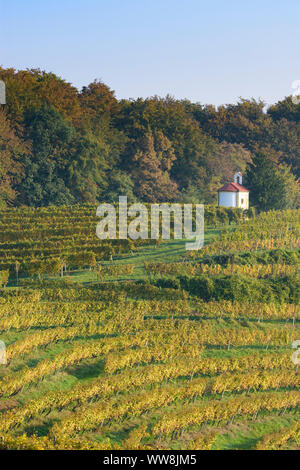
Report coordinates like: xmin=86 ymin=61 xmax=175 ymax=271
xmin=0 ymin=206 xmax=299 ymax=450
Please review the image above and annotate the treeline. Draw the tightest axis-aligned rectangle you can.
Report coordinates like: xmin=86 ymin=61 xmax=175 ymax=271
xmin=0 ymin=67 xmax=299 ymax=209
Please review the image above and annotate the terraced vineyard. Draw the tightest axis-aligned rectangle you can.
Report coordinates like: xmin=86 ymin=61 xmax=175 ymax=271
xmin=0 ymin=207 xmax=299 ymax=450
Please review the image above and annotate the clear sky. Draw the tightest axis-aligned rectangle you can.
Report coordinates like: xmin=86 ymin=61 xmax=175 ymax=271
xmin=1 ymin=0 xmax=300 ymax=106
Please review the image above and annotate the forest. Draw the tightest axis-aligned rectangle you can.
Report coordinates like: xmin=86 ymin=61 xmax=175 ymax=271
xmin=0 ymin=67 xmax=299 ymax=210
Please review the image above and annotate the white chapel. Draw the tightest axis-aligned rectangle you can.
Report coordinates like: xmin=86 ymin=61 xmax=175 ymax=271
xmin=217 ymin=172 xmax=249 ymax=209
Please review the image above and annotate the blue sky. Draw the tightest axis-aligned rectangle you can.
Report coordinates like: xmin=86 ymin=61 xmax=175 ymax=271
xmin=1 ymin=0 xmax=300 ymax=106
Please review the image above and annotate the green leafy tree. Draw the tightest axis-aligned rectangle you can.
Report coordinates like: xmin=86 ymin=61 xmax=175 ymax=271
xmin=0 ymin=109 xmax=26 ymax=206
xmin=276 ymin=163 xmax=300 ymax=208
xmin=245 ymin=151 xmax=286 ymax=211
xmin=20 ymin=104 xmax=76 ymax=206
xmin=67 ymin=132 xmax=109 ymax=203
xmin=267 ymin=96 xmax=300 ymax=122
xmin=105 ymin=170 xmax=136 ymax=203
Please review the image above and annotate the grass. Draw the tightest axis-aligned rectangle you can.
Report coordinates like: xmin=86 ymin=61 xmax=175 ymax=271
xmin=213 ymin=413 xmax=300 ymax=450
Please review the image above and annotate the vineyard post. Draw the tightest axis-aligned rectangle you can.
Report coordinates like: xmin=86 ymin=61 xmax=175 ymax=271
xmin=15 ymin=261 xmax=20 ymax=286
xmin=292 ymin=305 xmax=297 ymax=327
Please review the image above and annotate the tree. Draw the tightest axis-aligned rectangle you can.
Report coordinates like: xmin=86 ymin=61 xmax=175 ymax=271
xmin=276 ymin=164 xmax=300 ymax=209
xmin=105 ymin=170 xmax=136 ymax=203
xmin=19 ymin=104 xmax=75 ymax=206
xmin=116 ymin=96 xmax=211 ymax=190
xmin=78 ymin=80 xmax=127 ymax=173
xmin=244 ymin=151 xmax=286 ymax=211
xmin=267 ymin=96 xmax=300 ymax=123
xmin=268 ymin=118 xmax=300 ymax=177
xmin=131 ymin=132 xmax=178 ymax=202
xmin=67 ymin=131 xmax=109 ymax=203
xmin=189 ymin=98 xmax=272 ymax=151
xmin=0 ymin=109 xmax=26 ymax=206
xmin=0 ymin=67 xmax=81 ymax=125
xmin=79 ymin=80 xmax=120 ymax=125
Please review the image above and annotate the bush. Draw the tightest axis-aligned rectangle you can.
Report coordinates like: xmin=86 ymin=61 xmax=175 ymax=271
xmin=198 ymin=249 xmax=300 ymax=267
xmin=153 ymin=273 xmax=299 ymax=304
